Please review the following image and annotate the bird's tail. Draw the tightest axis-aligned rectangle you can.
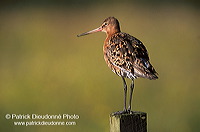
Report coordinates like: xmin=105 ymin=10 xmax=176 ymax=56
xmin=134 ymin=59 xmax=158 ymax=80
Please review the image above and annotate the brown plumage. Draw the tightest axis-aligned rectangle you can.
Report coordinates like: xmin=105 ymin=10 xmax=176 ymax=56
xmin=78 ymin=17 xmax=158 ymax=114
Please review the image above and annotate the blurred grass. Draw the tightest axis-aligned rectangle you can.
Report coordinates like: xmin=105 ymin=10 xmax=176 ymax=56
xmin=0 ymin=3 xmax=200 ymax=132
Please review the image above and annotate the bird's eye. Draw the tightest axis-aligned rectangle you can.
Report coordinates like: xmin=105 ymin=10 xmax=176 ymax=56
xmin=103 ymin=22 xmax=108 ymax=26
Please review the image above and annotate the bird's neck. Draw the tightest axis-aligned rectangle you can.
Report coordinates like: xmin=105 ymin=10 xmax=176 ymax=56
xmin=106 ymin=29 xmax=120 ymax=36
xmin=106 ymin=27 xmax=120 ymax=36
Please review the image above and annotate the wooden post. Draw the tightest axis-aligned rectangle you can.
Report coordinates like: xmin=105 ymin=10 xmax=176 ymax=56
xmin=110 ymin=111 xmax=147 ymax=132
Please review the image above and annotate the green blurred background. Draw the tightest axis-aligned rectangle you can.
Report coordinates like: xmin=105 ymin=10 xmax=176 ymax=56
xmin=0 ymin=0 xmax=200 ymax=131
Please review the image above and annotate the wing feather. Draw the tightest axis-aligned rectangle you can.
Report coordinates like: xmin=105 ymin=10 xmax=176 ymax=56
xmin=105 ymin=32 xmax=158 ymax=80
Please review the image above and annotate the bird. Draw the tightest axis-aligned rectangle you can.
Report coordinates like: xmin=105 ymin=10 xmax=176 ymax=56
xmin=77 ymin=17 xmax=158 ymax=114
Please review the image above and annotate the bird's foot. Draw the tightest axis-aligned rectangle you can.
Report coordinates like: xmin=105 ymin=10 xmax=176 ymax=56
xmin=111 ymin=108 xmax=135 ymax=116
xmin=127 ymin=106 xmax=131 ymax=113
xmin=111 ymin=109 xmax=130 ymax=116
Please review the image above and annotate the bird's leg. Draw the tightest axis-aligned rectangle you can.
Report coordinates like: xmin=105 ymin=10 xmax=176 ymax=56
xmin=122 ymin=77 xmax=127 ymax=112
xmin=112 ymin=77 xmax=128 ymax=115
xmin=128 ymin=79 xmax=134 ymax=112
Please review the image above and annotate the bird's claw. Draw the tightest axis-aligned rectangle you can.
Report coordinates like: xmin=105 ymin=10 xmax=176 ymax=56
xmin=111 ymin=109 xmax=133 ymax=115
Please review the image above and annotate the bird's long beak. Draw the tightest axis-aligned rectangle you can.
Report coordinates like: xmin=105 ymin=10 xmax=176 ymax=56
xmin=77 ymin=27 xmax=102 ymax=37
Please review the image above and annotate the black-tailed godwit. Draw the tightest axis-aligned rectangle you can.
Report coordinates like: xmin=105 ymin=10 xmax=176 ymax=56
xmin=77 ymin=17 xmax=158 ymax=114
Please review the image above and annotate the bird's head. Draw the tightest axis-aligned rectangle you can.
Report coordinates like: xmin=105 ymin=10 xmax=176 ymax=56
xmin=77 ymin=17 xmax=121 ymax=37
